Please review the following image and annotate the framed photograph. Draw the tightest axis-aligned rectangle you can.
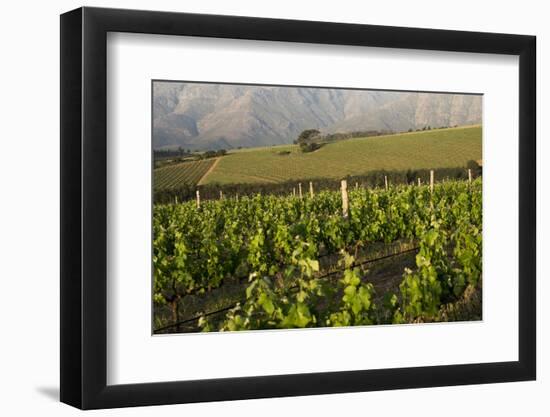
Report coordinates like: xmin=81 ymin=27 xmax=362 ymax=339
xmin=60 ymin=6 xmax=536 ymax=409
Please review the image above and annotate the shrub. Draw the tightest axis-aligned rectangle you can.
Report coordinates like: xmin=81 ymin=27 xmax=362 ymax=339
xmin=299 ymin=142 xmax=322 ymax=153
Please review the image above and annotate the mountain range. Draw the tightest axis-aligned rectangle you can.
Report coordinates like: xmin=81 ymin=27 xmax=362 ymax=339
xmin=153 ymin=82 xmax=482 ymax=150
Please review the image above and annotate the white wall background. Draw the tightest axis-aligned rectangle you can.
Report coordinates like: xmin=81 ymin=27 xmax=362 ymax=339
xmin=0 ymin=0 xmax=545 ymax=415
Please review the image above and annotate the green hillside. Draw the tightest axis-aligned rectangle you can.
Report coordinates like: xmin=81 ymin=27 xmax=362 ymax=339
xmin=200 ymin=125 xmax=482 ymax=185
xmin=154 ymin=158 xmax=217 ymax=190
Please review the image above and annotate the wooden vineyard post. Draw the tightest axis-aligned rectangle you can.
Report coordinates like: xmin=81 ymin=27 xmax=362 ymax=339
xmin=384 ymin=175 xmax=388 ymax=191
xmin=293 ymin=187 xmax=296 ymax=197
xmin=309 ymin=181 xmax=314 ymax=198
xmin=341 ymin=180 xmax=349 ymax=218
xmin=219 ymin=190 xmax=223 ymax=200
xmin=175 ymin=196 xmax=178 ymax=204
xmin=417 ymin=178 xmax=421 ymax=187
xmin=298 ymin=183 xmax=303 ymax=199
xmin=355 ymin=182 xmax=358 ymax=189
xmin=236 ymin=193 xmax=239 ymax=201
xmin=468 ymin=168 xmax=472 ymax=183
xmin=196 ymin=190 xmax=200 ymax=208
xmin=430 ymin=170 xmax=434 ymax=193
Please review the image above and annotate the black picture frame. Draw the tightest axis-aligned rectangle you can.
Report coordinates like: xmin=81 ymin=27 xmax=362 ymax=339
xmin=60 ymin=6 xmax=536 ymax=410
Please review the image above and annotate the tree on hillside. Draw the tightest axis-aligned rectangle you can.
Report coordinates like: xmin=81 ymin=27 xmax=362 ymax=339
xmin=295 ymin=129 xmax=321 ymax=145
xmin=466 ymin=160 xmax=482 ymax=177
xmin=294 ymin=129 xmax=322 ymax=152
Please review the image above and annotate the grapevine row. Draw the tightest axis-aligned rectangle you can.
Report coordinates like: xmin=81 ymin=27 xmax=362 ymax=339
xmin=153 ymin=179 xmax=482 ymax=330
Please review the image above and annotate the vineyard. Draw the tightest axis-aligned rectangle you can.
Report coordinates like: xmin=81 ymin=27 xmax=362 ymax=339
xmin=153 ymin=178 xmax=482 ymax=333
xmin=154 ymin=158 xmax=217 ymax=190
xmin=201 ymin=125 xmax=482 ymax=185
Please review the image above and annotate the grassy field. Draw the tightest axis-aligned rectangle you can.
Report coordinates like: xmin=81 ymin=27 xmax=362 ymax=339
xmin=154 ymin=158 xmax=217 ymax=190
xmin=200 ymin=125 xmax=482 ymax=185
xmin=152 ymin=125 xmax=482 ymax=189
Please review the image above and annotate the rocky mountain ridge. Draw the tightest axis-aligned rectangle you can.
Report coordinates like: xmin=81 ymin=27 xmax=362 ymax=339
xmin=153 ymin=82 xmax=482 ymax=150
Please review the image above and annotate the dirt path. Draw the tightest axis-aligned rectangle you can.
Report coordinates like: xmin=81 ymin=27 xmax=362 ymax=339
xmin=197 ymin=157 xmax=221 ymax=185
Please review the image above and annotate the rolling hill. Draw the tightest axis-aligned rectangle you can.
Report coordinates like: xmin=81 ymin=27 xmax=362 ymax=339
xmin=153 ymin=125 xmax=482 ymax=190
xmin=201 ymin=125 xmax=482 ymax=185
